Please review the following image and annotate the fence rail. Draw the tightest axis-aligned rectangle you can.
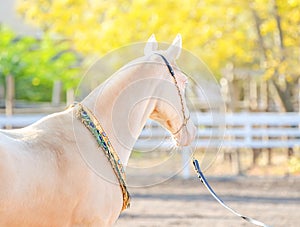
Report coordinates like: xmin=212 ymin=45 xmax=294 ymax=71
xmin=1 ymin=112 xmax=299 ymax=177
xmin=135 ymin=112 xmax=300 ymax=150
xmin=0 ymin=114 xmax=45 ymax=129
xmin=1 ymin=112 xmax=300 ymax=149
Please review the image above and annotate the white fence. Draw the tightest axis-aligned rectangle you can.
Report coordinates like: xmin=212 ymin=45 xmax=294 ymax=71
xmin=1 ymin=112 xmax=300 ymax=149
xmin=1 ymin=112 xmax=300 ymax=177
xmin=0 ymin=114 xmax=45 ymax=129
xmin=135 ymin=112 xmax=300 ymax=150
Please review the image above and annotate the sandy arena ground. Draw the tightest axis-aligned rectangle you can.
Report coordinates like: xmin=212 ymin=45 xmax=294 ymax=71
xmin=115 ymin=176 xmax=300 ymax=227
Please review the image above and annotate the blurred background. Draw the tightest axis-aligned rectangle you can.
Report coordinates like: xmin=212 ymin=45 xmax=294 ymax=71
xmin=0 ymin=0 xmax=300 ymax=175
xmin=1 ymin=1 xmax=300 ymax=226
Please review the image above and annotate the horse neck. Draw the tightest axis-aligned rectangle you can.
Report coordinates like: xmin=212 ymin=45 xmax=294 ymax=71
xmin=81 ymin=64 xmax=159 ymax=166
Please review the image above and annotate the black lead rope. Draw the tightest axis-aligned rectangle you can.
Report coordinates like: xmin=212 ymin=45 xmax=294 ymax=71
xmin=192 ymin=158 xmax=272 ymax=227
xmin=155 ymin=51 xmax=270 ymax=226
xmin=155 ymin=52 xmax=271 ymax=226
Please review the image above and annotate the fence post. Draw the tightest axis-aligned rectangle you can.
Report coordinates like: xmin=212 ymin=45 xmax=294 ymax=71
xmin=181 ymin=147 xmax=191 ymax=179
xmin=233 ymin=149 xmax=242 ymax=175
xmin=5 ymin=75 xmax=14 ymax=129
xmin=245 ymin=115 xmax=252 ymax=147
xmin=52 ymin=80 xmax=62 ymax=106
xmin=0 ymin=83 xmax=4 ymax=100
xmin=66 ymin=88 xmax=75 ymax=106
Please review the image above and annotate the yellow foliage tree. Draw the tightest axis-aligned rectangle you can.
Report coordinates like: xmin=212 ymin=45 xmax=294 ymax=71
xmin=16 ymin=1 xmax=255 ymax=70
xmin=17 ymin=0 xmax=299 ymax=110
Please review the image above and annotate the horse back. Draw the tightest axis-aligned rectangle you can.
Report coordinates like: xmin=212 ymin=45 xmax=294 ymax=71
xmin=0 ymin=110 xmax=123 ymax=226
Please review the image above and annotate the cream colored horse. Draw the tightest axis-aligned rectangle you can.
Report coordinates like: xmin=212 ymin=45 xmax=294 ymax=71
xmin=0 ymin=34 xmax=196 ymax=226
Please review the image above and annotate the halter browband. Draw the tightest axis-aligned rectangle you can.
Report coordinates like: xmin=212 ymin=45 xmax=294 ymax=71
xmin=154 ymin=53 xmax=190 ymax=136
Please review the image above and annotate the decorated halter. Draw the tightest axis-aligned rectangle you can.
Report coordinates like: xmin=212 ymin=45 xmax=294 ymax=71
xmin=74 ymin=53 xmax=189 ymax=212
xmin=154 ymin=53 xmax=190 ymax=135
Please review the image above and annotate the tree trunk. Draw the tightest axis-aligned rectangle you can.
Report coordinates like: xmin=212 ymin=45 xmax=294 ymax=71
xmin=271 ymin=79 xmax=294 ymax=112
xmin=272 ymin=0 xmax=285 ymax=60
xmin=250 ymin=1 xmax=295 ymax=112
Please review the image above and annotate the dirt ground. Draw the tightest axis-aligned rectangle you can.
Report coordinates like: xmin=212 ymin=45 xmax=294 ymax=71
xmin=115 ymin=176 xmax=300 ymax=227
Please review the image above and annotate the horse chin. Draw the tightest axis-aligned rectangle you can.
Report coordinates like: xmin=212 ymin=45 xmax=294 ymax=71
xmin=174 ymin=125 xmax=196 ymax=147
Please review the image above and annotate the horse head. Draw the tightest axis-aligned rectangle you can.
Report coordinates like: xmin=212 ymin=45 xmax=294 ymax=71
xmin=144 ymin=34 xmax=196 ymax=146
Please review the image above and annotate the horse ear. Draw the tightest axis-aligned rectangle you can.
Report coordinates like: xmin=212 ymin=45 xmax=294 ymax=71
xmin=144 ymin=34 xmax=158 ymax=56
xmin=166 ymin=34 xmax=182 ymax=60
